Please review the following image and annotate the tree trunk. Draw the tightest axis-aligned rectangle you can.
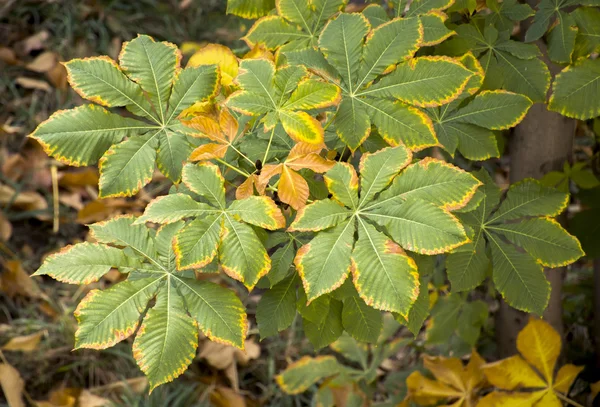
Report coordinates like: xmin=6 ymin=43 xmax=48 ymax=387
xmin=495 ymin=40 xmax=576 ymax=356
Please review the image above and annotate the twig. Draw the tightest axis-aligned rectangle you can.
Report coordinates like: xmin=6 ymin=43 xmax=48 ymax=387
xmin=51 ymin=164 xmax=59 ymax=233
xmin=555 ymin=391 xmax=585 ymax=407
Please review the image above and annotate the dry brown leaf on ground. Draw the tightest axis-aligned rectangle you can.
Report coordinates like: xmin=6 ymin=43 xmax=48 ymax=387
xmin=26 ymin=51 xmax=58 ymax=73
xmin=15 ymin=77 xmax=52 ymax=92
xmin=0 ymin=184 xmax=48 ymax=213
xmin=210 ymin=386 xmax=247 ymax=407
xmin=0 ymin=260 xmax=44 ymax=299
xmin=0 ymin=212 xmax=12 ymax=241
xmin=0 ymin=362 xmax=26 ymax=407
xmin=198 ymin=339 xmax=261 ymax=391
xmin=0 ymin=47 xmax=19 ymax=65
xmin=35 ymin=388 xmax=77 ymax=407
xmin=1 ymin=330 xmax=45 ymax=352
xmin=78 ymin=390 xmax=110 ymax=407
xmin=20 ymin=30 xmax=50 ymax=55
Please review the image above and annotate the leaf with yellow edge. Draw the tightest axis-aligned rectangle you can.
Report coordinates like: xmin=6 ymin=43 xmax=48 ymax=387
xmin=406 ymin=350 xmax=486 ymax=406
xmin=276 ymin=356 xmax=342 ymax=395
xmin=187 ymin=44 xmax=239 ymax=87
xmin=516 ymin=318 xmax=560 ymax=385
xmin=184 ymin=108 xmax=240 ymax=161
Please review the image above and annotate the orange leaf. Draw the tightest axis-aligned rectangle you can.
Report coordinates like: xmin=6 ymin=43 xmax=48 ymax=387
xmin=257 ymin=164 xmax=283 ymax=194
xmin=279 ymin=166 xmax=309 ymax=210
xmin=190 ymin=143 xmax=228 ymax=161
xmin=286 ymin=153 xmax=335 ymax=173
xmin=236 ymin=175 xmax=257 ymax=200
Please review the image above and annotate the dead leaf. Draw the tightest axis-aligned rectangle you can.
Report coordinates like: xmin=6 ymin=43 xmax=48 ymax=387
xmin=1 ymin=260 xmax=44 ymax=299
xmin=21 ymin=30 xmax=50 ymax=55
xmin=210 ymin=386 xmax=246 ymax=407
xmin=0 ymin=363 xmax=26 ymax=407
xmin=0 ymin=47 xmax=19 ymax=65
xmin=16 ymin=77 xmax=52 ymax=92
xmin=59 ymin=192 xmax=84 ymax=210
xmin=26 ymin=51 xmax=57 ymax=73
xmin=0 ymin=184 xmax=48 ymax=213
xmin=2 ymin=331 xmax=45 ymax=352
xmin=46 ymin=62 xmax=68 ymax=90
xmin=0 ymin=212 xmax=12 ymax=242
xmin=35 ymin=388 xmax=77 ymax=407
xmin=78 ymin=390 xmax=110 ymax=407
xmin=59 ymin=169 xmax=99 ymax=188
xmin=1 ymin=118 xmax=25 ymax=135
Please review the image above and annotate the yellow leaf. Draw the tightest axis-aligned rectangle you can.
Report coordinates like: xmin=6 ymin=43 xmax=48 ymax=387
xmin=482 ymin=355 xmax=546 ymax=390
xmin=476 ymin=391 xmax=545 ymax=407
xmin=257 ymin=164 xmax=283 ymax=195
xmin=279 ymin=166 xmax=310 ymax=210
xmin=279 ymin=110 xmax=324 ymax=144
xmin=286 ymin=153 xmax=335 ymax=173
xmin=552 ymin=364 xmax=584 ymax=393
xmin=236 ymin=175 xmax=257 ymax=200
xmin=0 ymin=363 xmax=25 ymax=407
xmin=533 ymin=390 xmax=562 ymax=407
xmin=243 ymin=44 xmax=274 ymax=61
xmin=189 ymin=143 xmax=228 ymax=161
xmin=591 ymin=380 xmax=600 ymax=400
xmin=1 ymin=331 xmax=45 ymax=352
xmin=424 ymin=356 xmax=466 ymax=391
xmin=516 ymin=318 xmax=561 ymax=385
xmin=188 ymin=43 xmax=238 ymax=87
xmin=406 ymin=371 xmax=463 ymax=405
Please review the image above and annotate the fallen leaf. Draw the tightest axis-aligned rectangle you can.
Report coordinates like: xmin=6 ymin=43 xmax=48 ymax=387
xmin=46 ymin=62 xmax=68 ymax=90
xmin=2 ymin=331 xmax=45 ymax=352
xmin=35 ymin=388 xmax=77 ymax=407
xmin=26 ymin=51 xmax=57 ymax=73
xmin=16 ymin=77 xmax=52 ymax=92
xmin=59 ymin=169 xmax=99 ymax=188
xmin=199 ymin=338 xmax=261 ymax=391
xmin=210 ymin=386 xmax=246 ymax=407
xmin=0 ymin=212 xmax=12 ymax=241
xmin=0 ymin=363 xmax=26 ymax=407
xmin=0 ymin=184 xmax=48 ymax=213
xmin=1 ymin=118 xmax=25 ymax=135
xmin=0 ymin=47 xmax=19 ymax=65
xmin=1 ymin=260 xmax=44 ymax=299
xmin=21 ymin=30 xmax=50 ymax=55
xmin=78 ymin=390 xmax=110 ymax=407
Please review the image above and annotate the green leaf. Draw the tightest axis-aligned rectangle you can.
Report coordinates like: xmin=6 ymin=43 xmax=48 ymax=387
xmin=227 ymin=0 xmax=275 ymax=18
xmin=406 ymin=0 xmax=454 ymax=16
xmin=362 ymin=4 xmax=390 ymax=28
xmin=334 ymin=97 xmax=371 ymax=150
xmin=98 ymin=131 xmax=158 ymax=198
xmin=276 ymin=356 xmax=342 ymax=395
xmin=133 ymin=279 xmax=197 ymax=392
xmin=304 ymin=298 xmax=344 ymax=349
xmin=547 ymin=11 xmax=577 ymax=64
xmin=29 ymin=105 xmax=154 ymax=166
xmin=446 ymin=227 xmax=489 ymax=291
xmin=119 ymin=35 xmax=179 ymax=124
xmin=488 ymin=179 xmax=568 ymax=222
xmin=34 ymin=242 xmax=133 ymax=285
xmin=357 ymin=17 xmax=422 ymax=88
xmin=176 ymin=277 xmax=247 ymax=348
xmin=220 ymin=216 xmax=271 ymax=289
xmin=228 ymin=196 xmax=285 ymax=230
xmin=549 ymin=58 xmax=600 ymax=120
xmin=487 ymin=218 xmax=584 ymax=267
xmin=367 ymin=199 xmax=468 ymax=254
xmin=182 ymin=163 xmax=226 ymax=208
xmin=318 ymin=13 xmax=370 ymax=92
xmin=234 ymin=59 xmax=277 ymax=103
xmin=436 ymin=122 xmax=500 ymax=160
xmin=445 ymin=90 xmax=532 ymax=130
xmin=295 ymin=220 xmax=355 ymax=301
xmin=166 ymin=65 xmax=218 ymax=122
xmin=283 ymin=79 xmax=341 ymax=110
xmin=256 ymin=274 xmax=298 ymax=338
xmin=360 ymin=57 xmax=473 ymax=107
xmin=342 ymin=293 xmax=383 ymax=343
xmin=421 ymin=12 xmax=455 ymax=46
xmin=74 ymin=276 xmax=162 ymax=349
xmin=173 ymin=216 xmax=222 ymax=270
xmin=493 ymin=51 xmax=550 ymax=103
xmin=156 ymin=129 xmax=191 ymax=182
xmin=359 ymin=98 xmax=438 ymax=150
xmin=155 ymin=221 xmax=184 ymax=268
xmin=89 ymin=216 xmax=156 ymax=261
xmin=456 ymin=300 xmax=488 ymax=346
xmin=358 ymin=145 xmax=412 ymax=206
xmin=289 ymin=199 xmax=352 ymax=232
xmin=64 ymin=57 xmax=158 ymax=122
xmin=297 ymin=290 xmax=331 ymax=324
xmin=487 ymin=233 xmax=550 ymax=315
xmin=396 ymin=274 xmax=430 ymax=336
xmin=136 ymin=194 xmax=218 ymax=224
xmin=268 ymin=241 xmax=296 ymax=287
xmin=324 ymin=163 xmax=359 ymax=210
xmin=572 ymin=7 xmax=600 ymax=59
xmin=352 ymin=220 xmax=419 ymax=315
xmin=370 ymin=158 xmax=481 ymax=212
xmin=524 ymin=0 xmax=556 ymax=42
xmin=426 ymin=294 xmax=461 ymax=344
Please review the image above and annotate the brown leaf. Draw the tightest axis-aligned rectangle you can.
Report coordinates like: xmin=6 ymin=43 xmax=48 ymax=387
xmin=78 ymin=390 xmax=110 ymax=407
xmin=0 ymin=260 xmax=44 ymax=299
xmin=0 ymin=184 xmax=48 ymax=213
xmin=0 ymin=212 xmax=12 ymax=242
xmin=210 ymin=386 xmax=246 ymax=407
xmin=26 ymin=51 xmax=57 ymax=73
xmin=21 ymin=31 xmax=50 ymax=55
xmin=46 ymin=62 xmax=68 ymax=90
xmin=2 ymin=331 xmax=45 ymax=352
xmin=236 ymin=175 xmax=257 ymax=200
xmin=0 ymin=47 xmax=19 ymax=65
xmin=15 ymin=77 xmax=52 ymax=92
xmin=35 ymin=388 xmax=77 ymax=407
xmin=0 ymin=363 xmax=26 ymax=407
xmin=59 ymin=169 xmax=99 ymax=189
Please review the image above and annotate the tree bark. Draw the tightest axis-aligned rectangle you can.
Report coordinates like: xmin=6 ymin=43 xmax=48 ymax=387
xmin=495 ymin=41 xmax=576 ymax=357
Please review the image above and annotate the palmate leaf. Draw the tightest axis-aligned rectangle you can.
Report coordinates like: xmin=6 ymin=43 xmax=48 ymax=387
xmin=480 ymin=318 xmax=584 ymax=406
xmin=34 ymin=215 xmax=248 ymax=391
xmin=441 ymin=23 xmax=550 ymax=103
xmin=282 ymin=12 xmax=473 ymax=151
xmin=450 ymin=172 xmax=584 ymax=315
xmin=30 ymin=35 xmax=219 ymax=197
xmin=138 ymin=162 xmax=285 ymax=289
xmin=290 ymin=147 xmax=477 ymax=316
xmin=226 ymin=59 xmax=340 ymax=144
xmin=243 ymin=0 xmax=346 ymax=52
xmin=276 ymin=356 xmax=343 ymax=395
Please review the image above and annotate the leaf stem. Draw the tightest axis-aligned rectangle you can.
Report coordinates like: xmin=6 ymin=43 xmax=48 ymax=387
xmin=262 ymin=127 xmax=276 ymax=165
xmin=215 ymin=158 xmax=252 ymax=178
xmin=229 ymin=144 xmax=256 ymax=167
xmin=556 ymin=391 xmax=585 ymax=407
